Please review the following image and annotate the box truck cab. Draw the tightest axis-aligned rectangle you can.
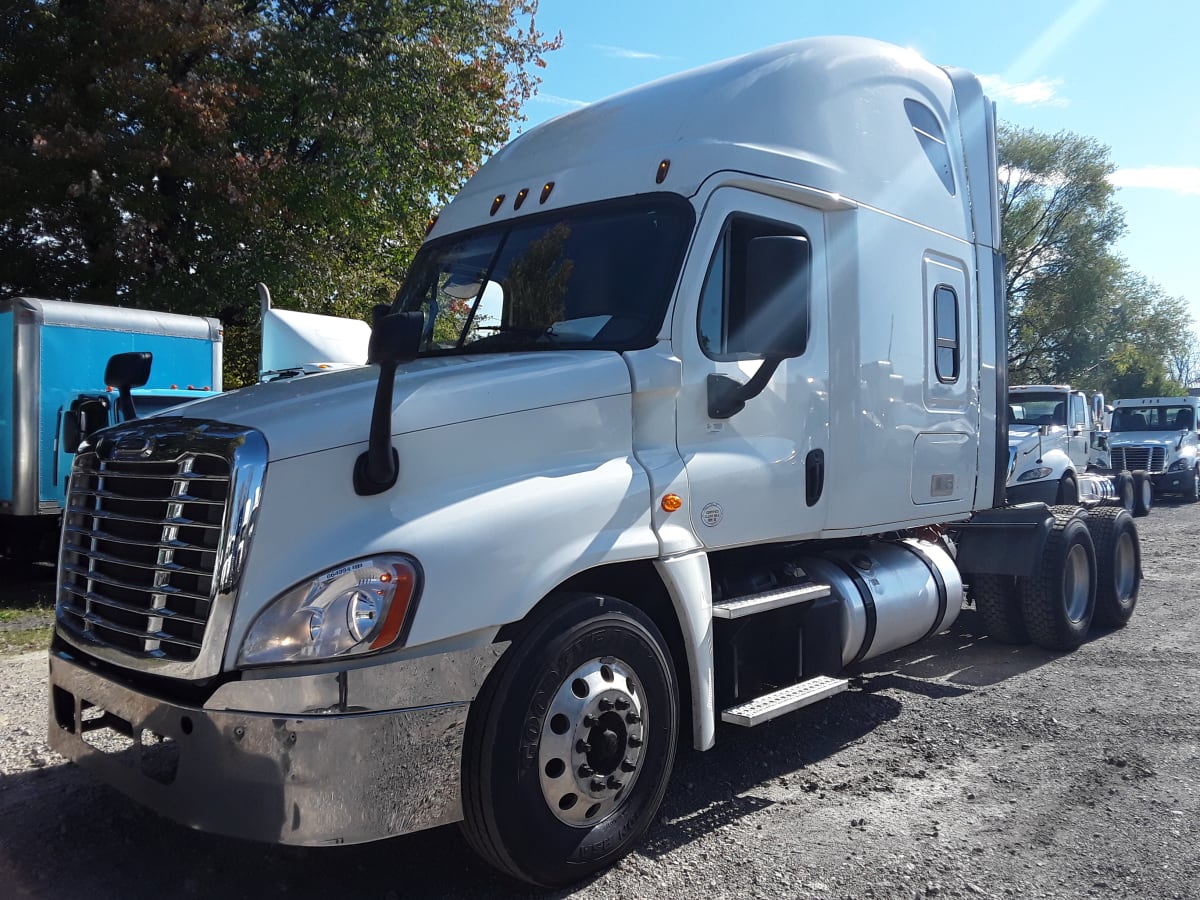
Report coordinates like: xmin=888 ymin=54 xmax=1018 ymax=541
xmin=0 ymin=298 xmax=222 ymax=560
xmin=47 ymin=38 xmax=1140 ymax=887
xmin=1107 ymin=396 xmax=1200 ymax=501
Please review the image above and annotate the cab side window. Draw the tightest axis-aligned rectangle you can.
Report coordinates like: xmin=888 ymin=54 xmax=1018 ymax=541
xmin=698 ymin=216 xmax=810 ymax=361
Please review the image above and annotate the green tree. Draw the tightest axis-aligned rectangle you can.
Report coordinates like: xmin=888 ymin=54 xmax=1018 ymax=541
xmin=1 ymin=0 xmax=559 ymax=383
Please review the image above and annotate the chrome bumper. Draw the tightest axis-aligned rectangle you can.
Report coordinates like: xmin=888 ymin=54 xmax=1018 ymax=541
xmin=48 ymin=642 xmax=506 ymax=846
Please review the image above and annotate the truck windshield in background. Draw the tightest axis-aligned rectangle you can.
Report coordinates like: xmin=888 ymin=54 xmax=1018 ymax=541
xmin=1009 ymin=392 xmax=1068 ymax=426
xmin=394 ymin=195 xmax=693 ymax=355
xmin=1112 ymin=405 xmax=1195 ymax=431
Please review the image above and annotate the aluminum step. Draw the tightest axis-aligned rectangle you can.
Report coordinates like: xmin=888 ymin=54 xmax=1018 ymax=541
xmin=711 ymin=581 xmax=831 ymax=619
xmin=720 ymin=676 xmax=849 ymax=727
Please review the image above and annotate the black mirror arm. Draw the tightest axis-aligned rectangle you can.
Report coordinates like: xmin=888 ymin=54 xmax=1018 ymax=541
xmin=707 ymin=354 xmax=785 ymax=419
xmin=354 ymin=360 xmax=400 ymax=495
xmin=116 ymin=387 xmax=137 ymax=422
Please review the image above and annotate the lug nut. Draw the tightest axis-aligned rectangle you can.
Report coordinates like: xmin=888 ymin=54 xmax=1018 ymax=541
xmin=576 ymin=739 xmax=591 ymax=754
xmin=628 ymin=735 xmax=643 ymax=748
xmin=590 ymin=778 xmax=607 ymax=792
xmin=614 ymin=697 xmax=630 ymax=711
xmin=598 ymin=698 xmax=614 ymax=712
xmin=582 ymin=714 xmax=598 ymax=728
xmin=607 ymin=776 xmax=624 ymax=790
xmin=578 ymin=764 xmax=594 ymax=778
xmin=625 ymin=711 xmax=641 ymax=724
xmin=621 ymin=759 xmax=637 ymax=772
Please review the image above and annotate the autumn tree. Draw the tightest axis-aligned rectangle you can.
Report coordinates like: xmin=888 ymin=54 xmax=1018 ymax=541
xmin=0 ymin=0 xmax=559 ymax=382
xmin=999 ymin=124 xmax=1194 ymax=398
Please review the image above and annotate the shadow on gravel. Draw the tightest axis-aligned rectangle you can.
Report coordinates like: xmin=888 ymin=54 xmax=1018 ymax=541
xmin=0 ymin=559 xmax=56 ymax=610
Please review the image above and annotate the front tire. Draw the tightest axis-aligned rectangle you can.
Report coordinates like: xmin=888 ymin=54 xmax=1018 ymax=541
xmin=1056 ymin=473 xmax=1079 ymax=504
xmin=1085 ymin=506 xmax=1140 ymax=628
xmin=1186 ymin=465 xmax=1200 ymax=503
xmin=1113 ymin=470 xmax=1135 ymax=512
xmin=1132 ymin=470 xmax=1152 ymax=517
xmin=1021 ymin=508 xmax=1097 ymax=651
xmin=460 ymin=594 xmax=679 ymax=887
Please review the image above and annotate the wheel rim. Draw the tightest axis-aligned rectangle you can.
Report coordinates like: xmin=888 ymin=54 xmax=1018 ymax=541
xmin=538 ymin=656 xmax=647 ymax=827
xmin=1063 ymin=542 xmax=1091 ymax=622
xmin=1114 ymin=531 xmax=1136 ymax=600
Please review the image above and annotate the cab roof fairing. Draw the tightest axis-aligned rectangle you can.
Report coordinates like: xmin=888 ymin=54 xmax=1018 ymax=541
xmin=429 ymin=36 xmax=978 ymax=243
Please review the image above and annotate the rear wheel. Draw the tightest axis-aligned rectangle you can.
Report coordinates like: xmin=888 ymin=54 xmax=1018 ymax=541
xmin=970 ymin=574 xmax=1029 ymax=644
xmin=460 ymin=593 xmax=678 ymax=887
xmin=1085 ymin=506 xmax=1140 ymax=628
xmin=1020 ymin=507 xmax=1097 ymax=651
xmin=1131 ymin=470 xmax=1152 ymax=517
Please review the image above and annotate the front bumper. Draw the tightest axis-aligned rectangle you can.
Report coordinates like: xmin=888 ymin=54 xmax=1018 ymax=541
xmin=48 ymin=642 xmax=505 ymax=846
xmin=1005 ymin=479 xmax=1058 ymax=506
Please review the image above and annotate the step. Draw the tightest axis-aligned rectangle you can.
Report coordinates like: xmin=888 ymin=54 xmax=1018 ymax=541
xmin=720 ymin=676 xmax=849 ymax=727
xmin=711 ymin=581 xmax=831 ymax=620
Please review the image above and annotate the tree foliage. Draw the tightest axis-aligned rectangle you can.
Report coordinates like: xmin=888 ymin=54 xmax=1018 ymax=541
xmin=999 ymin=123 xmax=1194 ymax=398
xmin=0 ymin=0 xmax=559 ymax=382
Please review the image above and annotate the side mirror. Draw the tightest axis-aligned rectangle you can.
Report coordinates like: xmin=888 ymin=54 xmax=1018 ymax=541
xmin=743 ymin=235 xmax=810 ymax=359
xmin=104 ymin=352 xmax=153 ymax=422
xmin=355 ymin=312 xmax=424 ymax=495
xmin=62 ymin=410 xmax=83 ymax=454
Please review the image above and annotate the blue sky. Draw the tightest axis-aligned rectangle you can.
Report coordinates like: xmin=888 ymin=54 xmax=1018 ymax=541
xmin=521 ymin=0 xmax=1200 ymax=336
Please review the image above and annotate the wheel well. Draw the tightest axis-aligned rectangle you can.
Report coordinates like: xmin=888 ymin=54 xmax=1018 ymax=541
xmin=495 ymin=561 xmax=693 ymax=737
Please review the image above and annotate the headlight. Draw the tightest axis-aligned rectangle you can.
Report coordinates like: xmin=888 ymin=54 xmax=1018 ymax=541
xmin=239 ymin=555 xmax=421 ymax=667
xmin=1016 ymin=466 xmax=1053 ymax=482
xmin=1168 ymin=458 xmax=1190 ymax=472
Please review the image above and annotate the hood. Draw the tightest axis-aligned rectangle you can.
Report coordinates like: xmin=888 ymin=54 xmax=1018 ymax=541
xmin=167 ymin=351 xmax=632 ymax=461
xmin=1007 ymin=424 xmax=1064 ymax=451
xmin=1108 ymin=433 xmax=1180 ymax=450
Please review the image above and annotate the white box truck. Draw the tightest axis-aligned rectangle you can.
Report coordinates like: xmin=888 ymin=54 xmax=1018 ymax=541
xmin=47 ymin=37 xmax=1141 ymax=887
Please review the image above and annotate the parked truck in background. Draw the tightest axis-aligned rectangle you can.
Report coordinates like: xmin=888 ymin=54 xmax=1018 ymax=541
xmin=1104 ymin=396 xmax=1200 ymax=502
xmin=46 ymin=38 xmax=1144 ymax=887
xmin=1005 ymin=383 xmax=1142 ymax=513
xmin=1 ymin=297 xmax=222 ymax=561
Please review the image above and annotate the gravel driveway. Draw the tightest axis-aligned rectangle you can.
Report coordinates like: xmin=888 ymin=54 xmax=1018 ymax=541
xmin=2 ymin=501 xmax=1197 ymax=900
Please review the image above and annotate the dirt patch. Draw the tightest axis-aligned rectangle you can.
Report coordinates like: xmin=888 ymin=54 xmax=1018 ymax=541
xmin=0 ymin=501 xmax=1197 ymax=899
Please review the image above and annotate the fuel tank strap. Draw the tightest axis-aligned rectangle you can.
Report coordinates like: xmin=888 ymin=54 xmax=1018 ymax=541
xmin=898 ymin=541 xmax=949 ymax=642
xmin=826 ymin=556 xmax=877 ymax=665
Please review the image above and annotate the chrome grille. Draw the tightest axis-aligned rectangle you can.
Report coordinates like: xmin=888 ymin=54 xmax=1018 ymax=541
xmin=55 ymin=419 xmax=267 ymax=679
xmin=1110 ymin=446 xmax=1166 ymax=473
xmin=59 ymin=455 xmax=230 ymax=661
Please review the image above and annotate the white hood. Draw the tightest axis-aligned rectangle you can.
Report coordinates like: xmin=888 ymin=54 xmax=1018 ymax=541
xmin=167 ymin=351 xmax=633 ymax=461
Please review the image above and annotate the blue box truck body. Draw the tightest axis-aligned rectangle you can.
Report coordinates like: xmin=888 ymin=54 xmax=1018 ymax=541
xmin=1 ymin=297 xmax=222 ymax=559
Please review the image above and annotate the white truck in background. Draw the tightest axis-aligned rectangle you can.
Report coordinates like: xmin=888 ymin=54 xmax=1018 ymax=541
xmin=1006 ymin=384 xmax=1145 ymax=514
xmin=1105 ymin=396 xmax=1200 ymax=501
xmin=47 ymin=38 xmax=1143 ymax=888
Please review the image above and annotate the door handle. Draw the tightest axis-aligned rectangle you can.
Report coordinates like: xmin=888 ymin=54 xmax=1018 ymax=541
xmin=805 ymin=449 xmax=825 ymax=507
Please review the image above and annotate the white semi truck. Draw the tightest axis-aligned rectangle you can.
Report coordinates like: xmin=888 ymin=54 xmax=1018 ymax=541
xmin=1006 ymin=384 xmax=1143 ymax=513
xmin=1105 ymin=396 xmax=1200 ymax=501
xmin=47 ymin=38 xmax=1142 ymax=887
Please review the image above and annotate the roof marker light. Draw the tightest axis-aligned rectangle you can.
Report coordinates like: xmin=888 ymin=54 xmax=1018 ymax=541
xmin=490 ymin=194 xmax=505 ymax=216
xmin=513 ymin=188 xmax=529 ymax=210
xmin=425 ymin=215 xmax=439 ymax=236
xmin=656 ymin=159 xmax=670 ymax=184
xmin=539 ymin=182 xmax=555 ymax=204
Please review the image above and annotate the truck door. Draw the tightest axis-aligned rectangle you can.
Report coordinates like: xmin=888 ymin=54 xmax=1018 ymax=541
xmin=1067 ymin=392 xmax=1091 ymax=469
xmin=675 ymin=188 xmax=829 ymax=547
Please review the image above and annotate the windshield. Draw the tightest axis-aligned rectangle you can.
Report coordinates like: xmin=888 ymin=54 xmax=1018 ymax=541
xmin=1111 ymin=405 xmax=1195 ymax=432
xmin=394 ymin=195 xmax=693 ymax=355
xmin=1008 ymin=392 xmax=1068 ymax=426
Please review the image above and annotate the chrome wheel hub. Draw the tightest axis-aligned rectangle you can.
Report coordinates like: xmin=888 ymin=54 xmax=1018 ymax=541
xmin=538 ymin=657 xmax=646 ymax=827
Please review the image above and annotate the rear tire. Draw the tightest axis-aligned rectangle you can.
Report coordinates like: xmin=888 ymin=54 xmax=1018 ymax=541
xmin=460 ymin=593 xmax=678 ymax=888
xmin=1131 ymin=470 xmax=1152 ymax=517
xmin=1113 ymin=470 xmax=1135 ymax=512
xmin=1020 ymin=508 xmax=1096 ymax=651
xmin=970 ymin=574 xmax=1029 ymax=644
xmin=1085 ymin=506 xmax=1140 ymax=628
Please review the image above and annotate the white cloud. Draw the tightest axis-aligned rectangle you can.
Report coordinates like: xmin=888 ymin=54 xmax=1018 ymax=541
xmin=593 ymin=44 xmax=671 ymax=61
xmin=1108 ymin=166 xmax=1200 ymax=196
xmin=533 ymin=93 xmax=589 ymax=109
xmin=979 ymin=74 xmax=1067 ymax=107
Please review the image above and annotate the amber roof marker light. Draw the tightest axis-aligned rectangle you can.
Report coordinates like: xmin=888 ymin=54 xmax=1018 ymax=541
xmin=513 ymin=188 xmax=529 ymax=210
xmin=490 ymin=194 xmax=505 ymax=216
xmin=656 ymin=159 xmax=671 ymax=184
xmin=539 ymin=182 xmax=555 ymax=204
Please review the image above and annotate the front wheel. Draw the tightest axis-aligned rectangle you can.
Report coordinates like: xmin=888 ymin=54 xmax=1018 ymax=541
xmin=1113 ymin=470 xmax=1135 ymax=512
xmin=1186 ymin=465 xmax=1200 ymax=503
xmin=460 ymin=594 xmax=679 ymax=887
xmin=1056 ymin=473 xmax=1079 ymax=504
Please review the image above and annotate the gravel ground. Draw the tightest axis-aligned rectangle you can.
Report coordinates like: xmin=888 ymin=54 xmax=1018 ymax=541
xmin=1 ymin=500 xmax=1197 ymax=900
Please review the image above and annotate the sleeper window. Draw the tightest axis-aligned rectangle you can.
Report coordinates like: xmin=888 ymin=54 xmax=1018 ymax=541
xmin=933 ymin=284 xmax=959 ymax=383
